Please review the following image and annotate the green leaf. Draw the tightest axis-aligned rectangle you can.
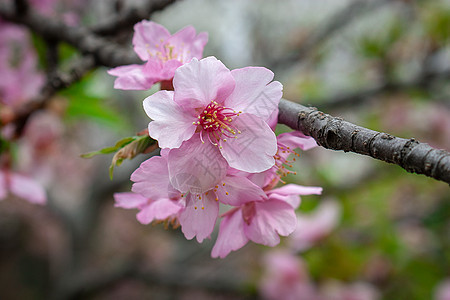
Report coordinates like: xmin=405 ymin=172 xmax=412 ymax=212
xmin=81 ymin=136 xmax=136 ymax=158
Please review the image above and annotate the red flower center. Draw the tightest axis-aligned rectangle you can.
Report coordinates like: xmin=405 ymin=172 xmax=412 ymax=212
xmin=193 ymin=101 xmax=241 ymax=147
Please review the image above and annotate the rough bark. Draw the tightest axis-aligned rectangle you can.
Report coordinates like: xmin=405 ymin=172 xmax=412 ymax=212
xmin=278 ymin=99 xmax=450 ymax=185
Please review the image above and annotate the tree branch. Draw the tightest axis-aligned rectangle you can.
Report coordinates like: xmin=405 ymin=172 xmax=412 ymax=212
xmin=1 ymin=1 xmax=448 ymax=185
xmin=278 ymin=99 xmax=450 ymax=185
xmin=90 ymin=0 xmax=178 ymax=35
xmin=0 ymin=3 xmax=139 ymax=67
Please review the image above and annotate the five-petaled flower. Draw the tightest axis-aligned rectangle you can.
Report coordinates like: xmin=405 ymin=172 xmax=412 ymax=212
xmin=108 ymin=21 xmax=208 ymax=90
xmin=144 ymin=56 xmax=283 ymax=193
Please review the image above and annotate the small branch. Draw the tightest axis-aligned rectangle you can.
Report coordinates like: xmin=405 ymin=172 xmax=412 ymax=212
xmin=269 ymin=0 xmax=391 ymax=69
xmin=278 ymin=99 xmax=450 ymax=185
xmin=14 ymin=0 xmax=28 ymax=15
xmin=0 ymin=3 xmax=139 ymax=67
xmin=4 ymin=56 xmax=96 ymax=136
xmin=313 ymin=64 xmax=450 ymax=111
xmin=45 ymin=38 xmax=59 ymax=78
xmin=91 ymin=0 xmax=178 ymax=35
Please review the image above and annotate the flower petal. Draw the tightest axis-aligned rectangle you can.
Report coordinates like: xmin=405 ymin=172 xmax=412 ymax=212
xmin=131 ymin=155 xmax=180 ymax=199
xmin=211 ymin=208 xmax=249 ymax=258
xmin=277 ymin=131 xmax=317 ymax=151
xmin=225 ymin=67 xmax=282 ymax=122
xmin=215 ymin=175 xmax=267 ymax=206
xmin=137 ymin=198 xmax=183 ymax=225
xmin=168 ymin=134 xmax=227 ymax=194
xmin=114 ymin=192 xmax=148 ymax=209
xmin=219 ymin=113 xmax=277 ymax=172
xmin=168 ymin=26 xmax=208 ymax=62
xmin=133 ymin=20 xmax=171 ymax=61
xmin=144 ymin=90 xmax=197 ymax=149
xmin=269 ymin=184 xmax=323 ymax=197
xmin=108 ymin=64 xmax=157 ymax=90
xmin=173 ymin=57 xmax=235 ymax=110
xmin=179 ymin=192 xmax=219 ymax=242
xmin=9 ymin=173 xmax=46 ymax=204
xmin=244 ymin=199 xmax=296 ymax=247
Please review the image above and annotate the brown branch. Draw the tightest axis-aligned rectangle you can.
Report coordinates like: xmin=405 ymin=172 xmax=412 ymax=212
xmin=90 ymin=0 xmax=178 ymax=35
xmin=4 ymin=56 xmax=96 ymax=136
xmin=312 ymin=63 xmax=450 ymax=111
xmin=278 ymin=99 xmax=450 ymax=185
xmin=0 ymin=3 xmax=139 ymax=67
xmin=1 ymin=1 xmax=449 ymax=185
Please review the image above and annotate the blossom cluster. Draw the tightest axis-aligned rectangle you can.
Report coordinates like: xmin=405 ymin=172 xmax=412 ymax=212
xmin=111 ymin=21 xmax=322 ymax=258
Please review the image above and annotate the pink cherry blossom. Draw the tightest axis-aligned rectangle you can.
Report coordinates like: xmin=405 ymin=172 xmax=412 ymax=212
xmin=144 ymin=56 xmax=281 ymax=184
xmin=178 ymin=173 xmax=266 ymax=243
xmin=289 ymin=200 xmax=341 ymax=252
xmin=108 ymin=21 xmax=208 ymax=90
xmin=0 ymin=22 xmax=44 ymax=107
xmin=211 ymin=177 xmax=322 ymax=258
xmin=0 ymin=170 xmax=46 ymax=204
xmin=259 ymin=251 xmax=318 ymax=300
xmin=114 ymin=192 xmax=183 ymax=226
xmin=125 ymin=150 xmax=267 ymax=243
xmin=122 ymin=154 xmax=184 ymax=225
xmin=247 ymin=130 xmax=318 ymax=188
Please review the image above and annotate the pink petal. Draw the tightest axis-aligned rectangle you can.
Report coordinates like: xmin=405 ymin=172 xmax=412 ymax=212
xmin=168 ymin=134 xmax=228 ymax=194
xmin=114 ymin=192 xmax=148 ymax=209
xmin=266 ymin=182 xmax=321 ymax=209
xmin=144 ymin=90 xmax=197 ymax=149
xmin=173 ymin=57 xmax=236 ymax=110
xmin=179 ymin=192 xmax=219 ymax=242
xmin=168 ymin=26 xmax=208 ymax=62
xmin=133 ymin=20 xmax=171 ymax=61
xmin=244 ymin=199 xmax=297 ymax=247
xmin=211 ymin=208 xmax=249 ymax=258
xmin=225 ymin=67 xmax=282 ymax=123
xmin=277 ymin=131 xmax=318 ymax=151
xmin=268 ymin=194 xmax=301 ymax=209
xmin=159 ymin=59 xmax=182 ymax=79
xmin=9 ymin=173 xmax=46 ymax=204
xmin=107 ymin=64 xmax=157 ymax=90
xmin=215 ymin=175 xmax=267 ymax=206
xmin=131 ymin=156 xmax=179 ymax=199
xmin=0 ymin=171 xmax=7 ymax=200
xmin=136 ymin=198 xmax=183 ymax=225
xmin=290 ymin=201 xmax=341 ymax=252
xmin=219 ymin=113 xmax=277 ymax=172
xmin=269 ymin=184 xmax=323 ymax=196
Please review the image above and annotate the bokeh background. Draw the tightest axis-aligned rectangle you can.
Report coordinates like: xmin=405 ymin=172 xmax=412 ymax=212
xmin=0 ymin=0 xmax=449 ymax=299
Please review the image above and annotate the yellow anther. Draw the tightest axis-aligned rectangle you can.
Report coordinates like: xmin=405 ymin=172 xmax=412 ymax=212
xmin=222 ymin=183 xmax=226 ymax=186
xmin=226 ymin=192 xmax=229 ymax=195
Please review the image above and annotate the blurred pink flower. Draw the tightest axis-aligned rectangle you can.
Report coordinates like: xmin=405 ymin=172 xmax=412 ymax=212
xmin=0 ymin=21 xmax=44 ymax=107
xmin=0 ymin=170 xmax=46 ymax=204
xmin=289 ymin=200 xmax=341 ymax=252
xmin=259 ymin=251 xmax=318 ymax=300
xmin=434 ymin=279 xmax=450 ymax=300
xmin=108 ymin=21 xmax=208 ymax=90
xmin=144 ymin=57 xmax=281 ymax=185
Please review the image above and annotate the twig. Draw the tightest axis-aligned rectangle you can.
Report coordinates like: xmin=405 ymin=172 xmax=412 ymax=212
xmin=0 ymin=3 xmax=139 ymax=67
xmin=269 ymin=0 xmax=391 ymax=69
xmin=5 ymin=56 xmax=95 ymax=136
xmin=313 ymin=64 xmax=450 ymax=111
xmin=91 ymin=0 xmax=178 ymax=35
xmin=278 ymin=99 xmax=450 ymax=185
